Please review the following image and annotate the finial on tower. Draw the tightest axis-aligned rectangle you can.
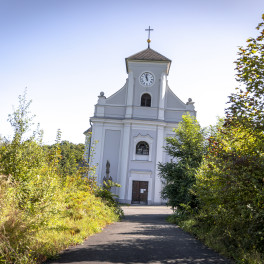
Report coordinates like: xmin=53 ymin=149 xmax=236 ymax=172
xmin=145 ymin=26 xmax=154 ymax=48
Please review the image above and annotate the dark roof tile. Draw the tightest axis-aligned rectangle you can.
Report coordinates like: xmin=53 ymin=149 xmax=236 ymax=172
xmin=126 ymin=48 xmax=171 ymax=62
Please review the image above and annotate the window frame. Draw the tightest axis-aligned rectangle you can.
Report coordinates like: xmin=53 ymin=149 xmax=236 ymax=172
xmin=136 ymin=141 xmax=149 ymax=155
xmin=133 ymin=134 xmax=153 ymax=162
xmin=141 ymin=93 xmax=151 ymax=107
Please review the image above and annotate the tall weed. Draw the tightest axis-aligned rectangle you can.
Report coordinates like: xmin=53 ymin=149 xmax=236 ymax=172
xmin=0 ymin=92 xmax=119 ymax=263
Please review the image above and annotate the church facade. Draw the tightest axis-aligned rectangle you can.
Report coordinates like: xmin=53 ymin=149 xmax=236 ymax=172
xmin=84 ymin=46 xmax=196 ymax=205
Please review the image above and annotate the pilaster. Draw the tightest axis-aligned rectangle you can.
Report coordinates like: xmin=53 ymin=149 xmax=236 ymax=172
xmin=125 ymin=72 xmax=134 ymax=118
xmin=158 ymin=73 xmax=166 ymax=120
xmin=118 ymin=122 xmax=131 ymax=201
xmin=154 ymin=125 xmax=165 ymax=204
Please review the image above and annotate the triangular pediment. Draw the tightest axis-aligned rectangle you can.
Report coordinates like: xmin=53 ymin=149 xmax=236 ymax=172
xmin=166 ymin=87 xmax=186 ymax=109
xmin=105 ymin=82 xmax=127 ymax=105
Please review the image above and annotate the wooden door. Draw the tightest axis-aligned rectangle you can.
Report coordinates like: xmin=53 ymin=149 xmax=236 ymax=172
xmin=132 ymin=181 xmax=148 ymax=204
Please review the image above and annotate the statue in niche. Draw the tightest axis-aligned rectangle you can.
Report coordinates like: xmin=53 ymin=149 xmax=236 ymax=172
xmin=103 ymin=160 xmax=112 ymax=189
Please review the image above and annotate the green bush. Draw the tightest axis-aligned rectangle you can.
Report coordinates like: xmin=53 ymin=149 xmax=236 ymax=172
xmin=0 ymin=92 xmax=120 ymax=263
xmin=194 ymin=123 xmax=264 ymax=262
xmin=96 ymin=180 xmax=124 ymax=218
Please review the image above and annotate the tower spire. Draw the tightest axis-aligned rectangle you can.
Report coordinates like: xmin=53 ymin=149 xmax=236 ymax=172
xmin=145 ymin=26 xmax=154 ymax=48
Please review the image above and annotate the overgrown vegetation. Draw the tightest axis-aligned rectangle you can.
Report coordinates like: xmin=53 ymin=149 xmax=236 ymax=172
xmin=0 ymin=92 xmax=121 ymax=264
xmin=163 ymin=15 xmax=264 ymax=264
xmin=96 ymin=180 xmax=124 ymax=218
xmin=43 ymin=140 xmax=85 ymax=179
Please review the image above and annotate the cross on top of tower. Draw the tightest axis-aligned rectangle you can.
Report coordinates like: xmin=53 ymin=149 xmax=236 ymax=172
xmin=145 ymin=26 xmax=154 ymax=48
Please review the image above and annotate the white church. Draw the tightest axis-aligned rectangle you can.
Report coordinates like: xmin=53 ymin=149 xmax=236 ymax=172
xmin=84 ymin=32 xmax=196 ymax=205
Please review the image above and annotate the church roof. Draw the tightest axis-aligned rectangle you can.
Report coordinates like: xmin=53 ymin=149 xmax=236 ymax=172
xmin=126 ymin=48 xmax=171 ymax=61
xmin=83 ymin=127 xmax=92 ymax=135
xmin=125 ymin=48 xmax=171 ymax=73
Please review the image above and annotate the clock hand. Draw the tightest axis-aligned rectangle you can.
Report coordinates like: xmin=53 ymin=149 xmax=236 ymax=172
xmin=146 ymin=74 xmax=148 ymax=82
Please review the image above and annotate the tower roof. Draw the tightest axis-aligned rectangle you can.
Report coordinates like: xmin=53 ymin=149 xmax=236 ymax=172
xmin=125 ymin=48 xmax=171 ymax=73
xmin=126 ymin=48 xmax=171 ymax=62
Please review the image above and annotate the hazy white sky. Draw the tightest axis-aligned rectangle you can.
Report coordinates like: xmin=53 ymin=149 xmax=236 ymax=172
xmin=1 ymin=0 xmax=264 ymax=144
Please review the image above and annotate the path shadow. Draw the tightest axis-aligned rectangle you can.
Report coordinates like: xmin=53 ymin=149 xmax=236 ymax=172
xmin=46 ymin=213 xmax=232 ymax=264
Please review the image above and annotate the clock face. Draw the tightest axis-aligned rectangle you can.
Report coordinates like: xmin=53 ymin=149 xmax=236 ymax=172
xmin=139 ymin=72 xmax=155 ymax=87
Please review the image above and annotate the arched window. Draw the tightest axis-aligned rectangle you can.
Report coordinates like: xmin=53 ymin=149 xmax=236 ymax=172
xmin=141 ymin=93 xmax=151 ymax=107
xmin=136 ymin=141 xmax=149 ymax=155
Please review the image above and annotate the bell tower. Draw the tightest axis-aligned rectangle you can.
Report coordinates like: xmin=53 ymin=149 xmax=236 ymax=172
xmin=125 ymin=48 xmax=171 ymax=121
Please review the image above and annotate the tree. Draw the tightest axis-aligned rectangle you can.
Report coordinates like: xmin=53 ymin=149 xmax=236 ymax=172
xmin=0 ymin=135 xmax=7 ymax=147
xmin=193 ymin=15 xmax=264 ymax=261
xmin=226 ymin=14 xmax=264 ymax=131
xmin=158 ymin=114 xmax=205 ymax=210
xmin=44 ymin=141 xmax=85 ymax=178
xmin=195 ymin=120 xmax=264 ymax=258
xmin=0 ymin=91 xmax=45 ymax=182
xmin=0 ymin=91 xmax=64 ymax=226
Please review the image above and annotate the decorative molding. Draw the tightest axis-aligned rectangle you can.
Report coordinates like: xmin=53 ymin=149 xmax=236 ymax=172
xmin=130 ymin=169 xmax=152 ymax=175
xmin=133 ymin=133 xmax=153 ymax=161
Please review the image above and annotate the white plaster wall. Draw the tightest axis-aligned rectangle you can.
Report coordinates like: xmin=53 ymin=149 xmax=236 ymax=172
xmin=164 ymin=110 xmax=187 ymax=122
xmin=128 ymin=62 xmax=168 ymax=111
xmin=106 ymin=82 xmax=127 ymax=105
xmin=104 ymin=105 xmax=126 ymax=118
xmin=133 ymin=107 xmax=157 ymax=119
xmin=166 ymin=87 xmax=187 ymax=109
xmin=101 ymin=129 xmax=121 ymax=189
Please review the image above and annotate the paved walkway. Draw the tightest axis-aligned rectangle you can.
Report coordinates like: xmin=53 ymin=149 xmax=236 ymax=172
xmin=46 ymin=206 xmax=231 ymax=264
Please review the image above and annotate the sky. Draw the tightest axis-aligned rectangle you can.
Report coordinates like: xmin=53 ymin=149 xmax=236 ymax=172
xmin=1 ymin=0 xmax=264 ymax=145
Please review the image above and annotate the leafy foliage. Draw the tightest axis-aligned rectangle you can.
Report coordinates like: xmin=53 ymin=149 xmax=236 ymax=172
xmin=195 ymin=15 xmax=264 ymax=261
xmin=96 ymin=180 xmax=123 ymax=217
xmin=194 ymin=122 xmax=264 ymax=260
xmin=44 ymin=140 xmax=85 ymax=178
xmin=158 ymin=114 xmax=205 ymax=210
xmin=0 ymin=92 xmax=45 ymax=183
xmin=173 ymin=15 xmax=264 ymax=263
xmin=226 ymin=14 xmax=264 ymax=131
xmin=0 ymin=91 xmax=120 ymax=264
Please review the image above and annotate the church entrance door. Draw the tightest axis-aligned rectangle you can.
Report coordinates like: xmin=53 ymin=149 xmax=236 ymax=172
xmin=132 ymin=181 xmax=148 ymax=204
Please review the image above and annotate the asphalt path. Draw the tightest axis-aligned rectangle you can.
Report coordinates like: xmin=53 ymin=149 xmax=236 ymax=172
xmin=46 ymin=206 xmax=232 ymax=264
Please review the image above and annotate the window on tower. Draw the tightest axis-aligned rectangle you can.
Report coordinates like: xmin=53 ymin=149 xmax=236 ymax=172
xmin=141 ymin=93 xmax=151 ymax=107
xmin=136 ymin=141 xmax=149 ymax=155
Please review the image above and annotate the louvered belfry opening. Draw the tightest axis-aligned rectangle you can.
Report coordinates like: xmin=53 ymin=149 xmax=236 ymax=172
xmin=141 ymin=93 xmax=151 ymax=107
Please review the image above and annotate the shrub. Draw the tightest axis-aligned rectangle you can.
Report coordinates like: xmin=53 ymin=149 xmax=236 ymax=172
xmin=0 ymin=92 xmax=120 ymax=263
